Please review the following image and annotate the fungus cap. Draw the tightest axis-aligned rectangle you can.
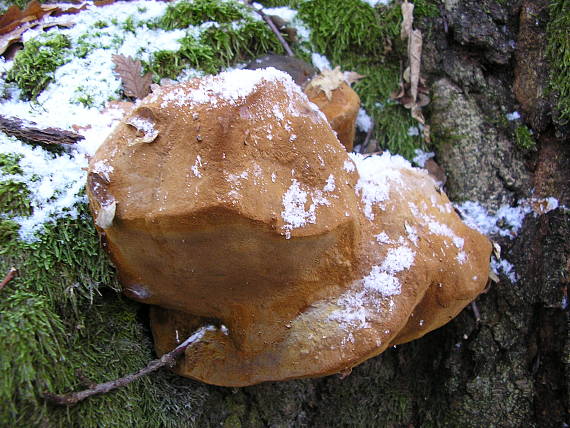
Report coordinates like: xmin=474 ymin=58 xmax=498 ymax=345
xmin=87 ymin=68 xmax=492 ymax=386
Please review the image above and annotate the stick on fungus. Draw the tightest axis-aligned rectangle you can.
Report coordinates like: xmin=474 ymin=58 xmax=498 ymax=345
xmin=87 ymin=68 xmax=492 ymax=387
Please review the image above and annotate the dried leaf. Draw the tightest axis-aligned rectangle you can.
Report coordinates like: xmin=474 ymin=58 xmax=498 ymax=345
xmin=400 ymin=0 xmax=414 ymax=40
xmin=0 ymin=20 xmax=73 ymax=55
xmin=408 ymin=29 xmax=422 ymax=104
xmin=96 ymin=200 xmax=116 ymax=229
xmin=305 ymin=67 xmax=345 ymax=100
xmin=306 ymin=66 xmax=364 ymax=100
xmin=112 ymin=54 xmax=153 ymax=99
xmin=343 ymin=71 xmax=365 ymax=86
xmin=492 ymin=242 xmax=501 ymax=259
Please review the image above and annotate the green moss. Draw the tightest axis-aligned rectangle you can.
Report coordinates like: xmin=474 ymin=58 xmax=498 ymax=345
xmin=547 ymin=0 xmax=570 ymax=124
xmin=296 ymin=0 xmax=428 ymax=159
xmin=514 ymin=125 xmax=536 ymax=150
xmin=0 ymin=153 xmax=210 ymax=425
xmin=147 ymin=5 xmax=283 ymax=80
xmin=200 ymin=20 xmax=283 ymax=66
xmin=298 ymin=0 xmax=393 ymax=60
xmin=6 ymin=34 xmax=72 ymax=99
xmin=153 ymin=0 xmax=247 ymax=30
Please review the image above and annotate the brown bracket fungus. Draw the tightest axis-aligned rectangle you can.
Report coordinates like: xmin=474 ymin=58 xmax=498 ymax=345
xmin=87 ymin=68 xmax=492 ymax=387
xmin=304 ymin=67 xmax=360 ymax=152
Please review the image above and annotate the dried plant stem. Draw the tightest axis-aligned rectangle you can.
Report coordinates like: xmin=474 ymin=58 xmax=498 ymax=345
xmin=44 ymin=325 xmax=215 ymax=406
xmin=0 ymin=267 xmax=17 ymax=290
xmin=242 ymin=1 xmax=295 ymax=56
xmin=0 ymin=114 xmax=83 ymax=145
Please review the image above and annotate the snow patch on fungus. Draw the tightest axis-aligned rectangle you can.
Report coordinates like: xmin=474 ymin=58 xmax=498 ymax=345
xmin=191 ymin=155 xmax=203 ymax=178
xmin=330 ymin=244 xmax=415 ymax=328
xmin=324 ymin=174 xmax=336 ymax=192
xmin=351 ymin=152 xmax=413 ymax=220
xmin=281 ymin=179 xmax=330 ymax=239
xmin=160 ymin=68 xmax=298 ymax=110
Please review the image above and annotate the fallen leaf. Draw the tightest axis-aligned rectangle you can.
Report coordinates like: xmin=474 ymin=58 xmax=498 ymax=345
xmin=96 ymin=200 xmax=116 ymax=229
xmin=0 ymin=20 xmax=73 ymax=55
xmin=408 ymin=29 xmax=422 ymax=104
xmin=400 ymin=0 xmax=414 ymax=40
xmin=305 ymin=66 xmax=365 ymax=100
xmin=343 ymin=71 xmax=365 ymax=86
xmin=392 ymin=0 xmax=431 ymax=142
xmin=492 ymin=242 xmax=501 ymax=259
xmin=305 ymin=67 xmax=345 ymax=100
xmin=112 ymin=54 xmax=153 ymax=100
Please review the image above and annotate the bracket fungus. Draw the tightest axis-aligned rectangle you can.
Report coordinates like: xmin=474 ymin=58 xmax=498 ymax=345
xmin=87 ymin=68 xmax=492 ymax=387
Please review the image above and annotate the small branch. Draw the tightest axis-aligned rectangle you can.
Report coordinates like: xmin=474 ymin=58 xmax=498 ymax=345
xmin=45 ymin=325 xmax=215 ymax=406
xmin=0 ymin=115 xmax=84 ymax=145
xmin=0 ymin=267 xmax=17 ymax=291
xmin=470 ymin=301 xmax=481 ymax=323
xmin=360 ymin=121 xmax=376 ymax=154
xmin=242 ymin=2 xmax=295 ymax=56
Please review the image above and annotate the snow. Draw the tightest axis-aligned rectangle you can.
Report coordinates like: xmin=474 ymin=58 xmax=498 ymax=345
xmin=407 ymin=126 xmax=420 ymax=137
xmin=324 ymin=174 xmax=336 ymax=192
xmin=361 ymin=0 xmax=392 ymax=6
xmin=491 ymin=258 xmax=518 ymax=283
xmin=455 ymin=198 xmax=562 ymax=239
xmin=262 ymin=6 xmax=298 ymax=23
xmin=330 ymin=243 xmax=414 ymax=328
xmin=281 ymin=179 xmax=330 ymax=238
xmin=0 ymin=134 xmax=89 ymax=241
xmin=506 ymin=111 xmax=521 ymax=121
xmin=412 ymin=148 xmax=435 ymax=167
xmin=343 ymin=159 xmax=355 ymax=172
xmin=356 ymin=108 xmax=373 ymax=132
xmin=191 ymin=155 xmax=203 ymax=178
xmin=350 ymin=152 xmax=413 ymax=220
xmin=311 ymin=53 xmax=332 ymax=71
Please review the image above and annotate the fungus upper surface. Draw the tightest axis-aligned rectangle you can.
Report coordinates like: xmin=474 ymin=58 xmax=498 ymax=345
xmin=87 ymin=68 xmax=492 ymax=386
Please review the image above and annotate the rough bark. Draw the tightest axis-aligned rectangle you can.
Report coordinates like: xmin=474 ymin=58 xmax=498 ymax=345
xmin=189 ymin=1 xmax=569 ymax=426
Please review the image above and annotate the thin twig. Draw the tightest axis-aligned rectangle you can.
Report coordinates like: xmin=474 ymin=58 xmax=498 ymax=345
xmin=0 ymin=114 xmax=84 ymax=145
xmin=360 ymin=121 xmax=376 ymax=154
xmin=0 ymin=267 xmax=17 ymax=291
xmin=470 ymin=301 xmax=481 ymax=323
xmin=44 ymin=325 xmax=215 ymax=406
xmin=242 ymin=1 xmax=295 ymax=56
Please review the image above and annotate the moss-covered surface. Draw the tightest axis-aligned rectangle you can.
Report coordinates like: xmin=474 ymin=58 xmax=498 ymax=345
xmin=547 ymin=0 xmax=570 ymax=124
xmin=293 ymin=0 xmax=437 ymax=159
xmin=6 ymin=34 xmax=72 ymax=99
xmin=514 ymin=124 xmax=536 ymax=151
xmin=145 ymin=0 xmax=283 ymax=79
xmin=1 ymin=0 xmax=568 ymax=426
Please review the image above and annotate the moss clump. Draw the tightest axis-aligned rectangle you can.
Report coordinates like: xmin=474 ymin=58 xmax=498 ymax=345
xmin=154 ymin=0 xmax=247 ymax=30
xmin=6 ymin=34 xmax=72 ymax=99
xmin=514 ymin=125 xmax=536 ymax=150
xmin=547 ymin=0 xmax=570 ymax=124
xmin=296 ymin=0 xmax=431 ymax=159
xmin=146 ymin=0 xmax=283 ymax=80
xmin=200 ymin=20 xmax=284 ymax=66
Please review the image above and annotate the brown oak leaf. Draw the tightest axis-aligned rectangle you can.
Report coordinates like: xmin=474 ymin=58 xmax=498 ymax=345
xmin=112 ymin=54 xmax=152 ymax=100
